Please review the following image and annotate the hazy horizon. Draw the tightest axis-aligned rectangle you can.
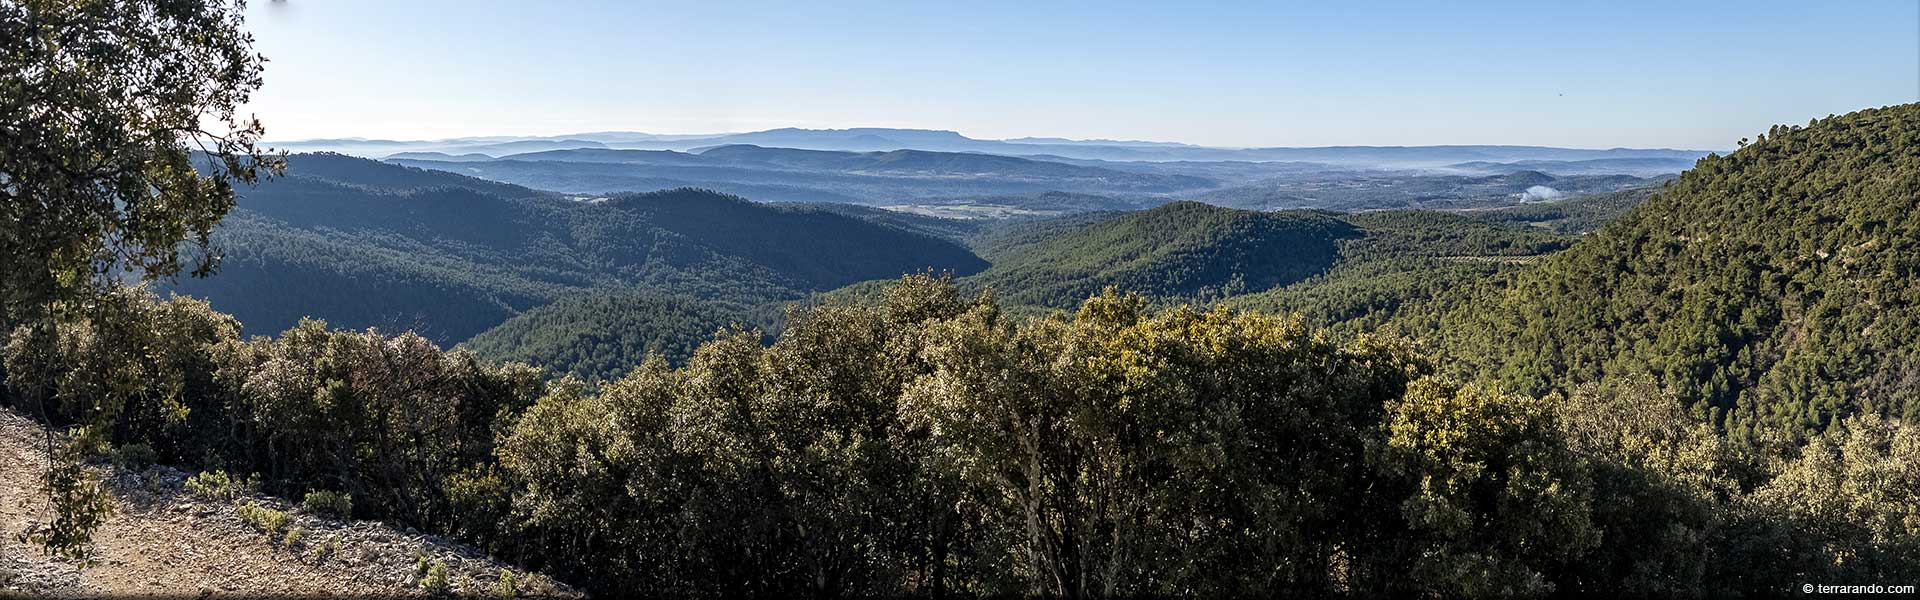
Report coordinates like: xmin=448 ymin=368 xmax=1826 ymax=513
xmin=241 ymin=1 xmax=1918 ymax=149
xmin=265 ymin=126 xmax=1733 ymax=152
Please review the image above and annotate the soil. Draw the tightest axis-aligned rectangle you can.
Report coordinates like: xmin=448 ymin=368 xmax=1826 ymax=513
xmin=0 ymin=409 xmax=576 ymax=598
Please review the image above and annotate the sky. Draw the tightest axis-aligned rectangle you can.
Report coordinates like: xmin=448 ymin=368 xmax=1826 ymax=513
xmin=243 ymin=0 xmax=1920 ymax=149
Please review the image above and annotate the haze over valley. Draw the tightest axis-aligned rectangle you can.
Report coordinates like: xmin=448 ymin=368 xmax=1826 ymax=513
xmin=279 ymin=127 xmax=1707 ymax=215
xmin=5 ymin=1 xmax=1919 ymax=598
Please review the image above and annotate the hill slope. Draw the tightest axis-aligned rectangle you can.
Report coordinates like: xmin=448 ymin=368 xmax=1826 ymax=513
xmin=0 ymin=410 xmax=574 ymax=597
xmin=1224 ymin=210 xmax=1571 ymax=333
xmin=1438 ymin=104 xmax=1920 ymax=440
xmin=1469 ymin=186 xmax=1659 ymax=235
xmin=459 ymin=291 xmax=766 ymax=381
xmin=965 ymin=202 xmax=1356 ymax=308
xmin=164 ymin=155 xmax=987 ymax=344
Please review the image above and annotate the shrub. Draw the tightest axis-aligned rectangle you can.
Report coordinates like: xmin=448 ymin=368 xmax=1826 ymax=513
xmin=301 ymin=490 xmax=353 ymax=519
xmin=237 ymin=502 xmax=290 ymax=537
xmin=281 ymin=526 xmax=306 ymax=549
xmin=186 ymin=470 xmax=256 ymax=502
xmin=312 ymin=537 xmax=340 ymax=563
xmin=493 ymin=569 xmax=517 ymax=599
xmin=23 ymin=437 xmax=116 ymax=565
xmin=421 ymin=559 xmax=450 ymax=594
xmin=110 ymin=443 xmax=156 ymax=471
xmin=185 ymin=470 xmax=239 ymax=501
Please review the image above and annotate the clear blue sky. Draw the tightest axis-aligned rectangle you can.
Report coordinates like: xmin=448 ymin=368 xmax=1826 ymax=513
xmin=244 ymin=0 xmax=1919 ymax=149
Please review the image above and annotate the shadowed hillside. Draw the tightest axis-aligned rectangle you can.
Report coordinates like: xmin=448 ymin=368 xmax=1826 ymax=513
xmin=164 ymin=155 xmax=988 ymax=344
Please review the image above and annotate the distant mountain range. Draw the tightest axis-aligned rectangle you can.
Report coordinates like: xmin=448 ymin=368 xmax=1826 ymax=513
xmin=374 ymin=143 xmax=1672 ymax=212
xmin=387 ymin=145 xmax=1216 ymax=204
xmin=1441 ymin=156 xmax=1702 ymax=177
xmin=275 ymin=127 xmax=1716 ymax=167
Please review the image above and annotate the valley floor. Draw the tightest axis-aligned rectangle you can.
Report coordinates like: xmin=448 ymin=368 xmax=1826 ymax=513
xmin=0 ymin=409 xmax=573 ymax=598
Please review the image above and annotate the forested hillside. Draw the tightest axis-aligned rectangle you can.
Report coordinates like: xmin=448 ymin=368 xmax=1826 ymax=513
xmin=11 ymin=277 xmax=1916 ymax=598
xmin=1195 ymin=169 xmax=1659 ymax=211
xmin=10 ymin=2 xmax=1914 ymax=597
xmin=459 ymin=291 xmax=766 ymax=381
xmin=163 ymin=155 xmax=987 ymax=344
xmin=964 ymin=202 xmax=1354 ymax=308
xmin=1224 ymin=210 xmax=1571 ymax=332
xmin=14 ymin=109 xmax=1920 ymax=596
xmin=1438 ymin=105 xmax=1920 ymax=442
xmin=1471 ymin=186 xmax=1659 ymax=235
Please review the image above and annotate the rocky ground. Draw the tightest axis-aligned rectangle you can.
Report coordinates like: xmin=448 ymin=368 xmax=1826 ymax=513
xmin=0 ymin=409 xmax=576 ymax=598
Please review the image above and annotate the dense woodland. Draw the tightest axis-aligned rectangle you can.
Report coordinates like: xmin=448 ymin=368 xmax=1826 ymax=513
xmin=16 ymin=107 xmax=1918 ymax=595
xmin=965 ymin=202 xmax=1354 ymax=308
xmin=4 ymin=3 xmax=1918 ymax=595
xmin=1472 ymin=186 xmax=1660 ymax=235
xmin=7 ymin=274 xmax=1917 ymax=597
xmin=460 ymin=290 xmax=767 ymax=380
xmin=1222 ymin=209 xmax=1570 ymax=334
xmin=1436 ymin=105 xmax=1920 ymax=443
xmin=163 ymin=155 xmax=985 ymax=344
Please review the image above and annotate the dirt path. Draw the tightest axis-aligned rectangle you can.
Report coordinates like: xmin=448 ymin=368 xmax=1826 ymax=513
xmin=0 ymin=409 xmax=574 ymax=597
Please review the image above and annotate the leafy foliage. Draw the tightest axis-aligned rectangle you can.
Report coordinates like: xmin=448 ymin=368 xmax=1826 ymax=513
xmin=1437 ymin=105 xmax=1920 ymax=442
xmin=5 ymin=22 xmax=1917 ymax=593
xmin=0 ymin=0 xmax=279 ymax=324
xmin=301 ymin=490 xmax=353 ymax=519
xmin=899 ymin=291 xmax=1427 ymax=596
xmin=0 ymin=0 xmax=278 ymax=560
xmin=493 ymin=569 xmax=519 ymax=599
xmin=1744 ymin=415 xmax=1920 ymax=584
xmin=3 ymin=275 xmax=1917 ymax=596
xmin=1367 ymin=378 xmax=1596 ymax=596
xmin=185 ymin=470 xmax=249 ymax=502
xmin=110 ymin=442 xmax=157 ymax=471
xmin=238 ymin=502 xmax=290 ymax=537
xmin=15 ymin=432 xmax=114 ymax=565
xmin=281 ymin=526 xmax=306 ymax=550
xmin=421 ymin=558 xmax=449 ymax=594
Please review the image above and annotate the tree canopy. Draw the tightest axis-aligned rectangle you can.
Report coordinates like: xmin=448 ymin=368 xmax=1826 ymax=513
xmin=0 ymin=0 xmax=278 ymax=561
xmin=1 ymin=0 xmax=279 ymax=323
xmin=1437 ymin=105 xmax=1920 ymax=443
xmin=6 ymin=276 xmax=1916 ymax=595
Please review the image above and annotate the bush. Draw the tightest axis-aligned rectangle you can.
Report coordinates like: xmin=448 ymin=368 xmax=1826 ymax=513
xmin=110 ymin=443 xmax=156 ymax=471
xmin=312 ymin=537 xmax=340 ymax=563
xmin=281 ymin=526 xmax=306 ymax=549
xmin=185 ymin=470 xmax=252 ymax=502
xmin=421 ymin=559 xmax=450 ymax=594
xmin=185 ymin=470 xmax=233 ymax=501
xmin=237 ymin=502 xmax=290 ymax=537
xmin=301 ymin=490 xmax=353 ymax=519
xmin=493 ymin=569 xmax=517 ymax=599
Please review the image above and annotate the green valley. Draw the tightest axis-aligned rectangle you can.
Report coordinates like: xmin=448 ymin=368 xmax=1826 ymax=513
xmin=5 ymin=3 xmax=1916 ymax=596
